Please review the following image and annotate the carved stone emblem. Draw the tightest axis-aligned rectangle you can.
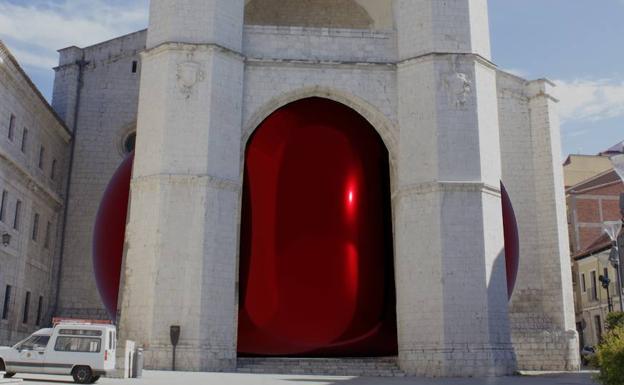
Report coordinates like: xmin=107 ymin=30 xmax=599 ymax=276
xmin=453 ymin=72 xmax=472 ymax=107
xmin=443 ymin=71 xmax=473 ymax=109
xmin=176 ymin=61 xmax=205 ymax=99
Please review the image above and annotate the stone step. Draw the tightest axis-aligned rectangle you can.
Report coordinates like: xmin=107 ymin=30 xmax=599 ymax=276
xmin=236 ymin=357 xmax=405 ymax=377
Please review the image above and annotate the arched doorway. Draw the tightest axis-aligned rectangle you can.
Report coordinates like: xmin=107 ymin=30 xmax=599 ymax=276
xmin=238 ymin=97 xmax=397 ymax=357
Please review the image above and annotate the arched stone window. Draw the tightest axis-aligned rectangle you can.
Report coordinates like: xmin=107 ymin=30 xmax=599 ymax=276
xmin=244 ymin=0 xmax=393 ymax=30
xmin=122 ymin=132 xmax=136 ymax=155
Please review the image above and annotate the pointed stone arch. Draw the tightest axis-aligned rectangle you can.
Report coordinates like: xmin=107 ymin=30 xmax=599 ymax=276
xmin=244 ymin=0 xmax=393 ymax=30
xmin=242 ymin=86 xmax=398 ymax=189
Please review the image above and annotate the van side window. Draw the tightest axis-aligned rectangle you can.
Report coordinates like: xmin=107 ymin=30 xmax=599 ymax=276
xmin=109 ymin=331 xmax=113 ymax=349
xmin=59 ymin=329 xmax=102 ymax=336
xmin=55 ymin=337 xmax=101 ymax=353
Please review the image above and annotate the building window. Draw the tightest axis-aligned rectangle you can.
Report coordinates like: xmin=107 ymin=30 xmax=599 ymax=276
xmin=38 ymin=146 xmax=45 ymax=169
xmin=8 ymin=114 xmax=15 ymax=141
xmin=2 ymin=285 xmax=11 ymax=319
xmin=44 ymin=221 xmax=51 ymax=249
xmin=22 ymin=291 xmax=30 ymax=324
xmin=13 ymin=200 xmax=21 ymax=230
xmin=21 ymin=129 xmax=28 ymax=153
xmin=32 ymin=212 xmax=40 ymax=241
xmin=35 ymin=296 xmax=43 ymax=326
xmin=581 ymin=273 xmax=586 ymax=292
xmin=131 ymin=60 xmax=138 ymax=73
xmin=51 ymin=159 xmax=57 ymax=180
xmin=595 ymin=315 xmax=603 ymax=342
xmin=0 ymin=190 xmax=7 ymax=222
xmin=590 ymin=271 xmax=598 ymax=301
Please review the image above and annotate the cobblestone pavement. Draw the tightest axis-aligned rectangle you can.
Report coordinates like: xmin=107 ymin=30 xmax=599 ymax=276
xmin=13 ymin=371 xmax=598 ymax=385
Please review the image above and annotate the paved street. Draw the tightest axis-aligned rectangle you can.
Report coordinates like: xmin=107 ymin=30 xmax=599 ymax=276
xmin=13 ymin=371 xmax=598 ymax=385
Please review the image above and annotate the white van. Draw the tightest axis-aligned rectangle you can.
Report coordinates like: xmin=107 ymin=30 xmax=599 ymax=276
xmin=0 ymin=322 xmax=116 ymax=383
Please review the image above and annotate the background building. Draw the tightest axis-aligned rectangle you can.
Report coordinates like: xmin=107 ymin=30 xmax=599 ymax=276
xmin=564 ymin=143 xmax=624 ymax=349
xmin=574 ymin=246 xmax=622 ymax=348
xmin=563 ymin=155 xmax=613 ymax=189
xmin=567 ymin=168 xmax=624 ymax=253
xmin=0 ymin=41 xmax=71 ymax=345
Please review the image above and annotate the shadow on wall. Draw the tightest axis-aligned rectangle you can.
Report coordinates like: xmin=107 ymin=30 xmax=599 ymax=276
xmin=244 ymin=0 xmax=374 ymax=29
xmin=489 ymin=248 xmax=518 ymax=370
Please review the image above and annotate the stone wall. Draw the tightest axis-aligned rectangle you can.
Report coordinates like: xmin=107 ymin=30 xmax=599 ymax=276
xmin=52 ymin=30 xmax=146 ymax=320
xmin=497 ymin=71 xmax=580 ymax=371
xmin=243 ymin=26 xmax=395 ymax=64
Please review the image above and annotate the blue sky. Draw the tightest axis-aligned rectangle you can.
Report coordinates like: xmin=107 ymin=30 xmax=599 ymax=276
xmin=489 ymin=0 xmax=624 ymax=157
xmin=0 ymin=0 xmax=622 ymax=157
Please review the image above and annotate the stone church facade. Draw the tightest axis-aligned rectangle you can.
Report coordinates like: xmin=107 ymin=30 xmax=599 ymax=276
xmin=47 ymin=0 xmax=579 ymax=377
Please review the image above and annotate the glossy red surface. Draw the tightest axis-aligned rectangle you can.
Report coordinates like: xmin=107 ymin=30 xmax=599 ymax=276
xmin=238 ymin=98 xmax=397 ymax=357
xmin=92 ymin=103 xmax=520 ymax=343
xmin=501 ymin=182 xmax=520 ymax=298
xmin=93 ymin=153 xmax=133 ymax=320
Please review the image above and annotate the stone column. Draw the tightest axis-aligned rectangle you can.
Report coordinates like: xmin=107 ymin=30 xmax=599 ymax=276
xmin=117 ymin=0 xmax=245 ymax=371
xmin=52 ymin=46 xmax=84 ymax=131
xmin=393 ymin=0 xmax=515 ymax=376
xmin=501 ymin=79 xmax=579 ymax=371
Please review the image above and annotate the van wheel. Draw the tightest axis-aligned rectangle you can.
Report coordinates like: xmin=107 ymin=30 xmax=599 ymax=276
xmin=89 ymin=375 xmax=101 ymax=383
xmin=72 ymin=366 xmax=93 ymax=384
xmin=0 ymin=360 xmax=14 ymax=378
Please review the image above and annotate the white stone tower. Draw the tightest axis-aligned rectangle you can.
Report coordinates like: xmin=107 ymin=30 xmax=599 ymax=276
xmin=117 ymin=0 xmax=245 ymax=371
xmin=114 ymin=0 xmax=579 ymax=377
xmin=393 ymin=0 xmax=513 ymax=376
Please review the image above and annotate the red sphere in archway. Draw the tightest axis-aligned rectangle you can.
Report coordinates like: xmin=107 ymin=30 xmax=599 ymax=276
xmin=238 ymin=97 xmax=397 ymax=357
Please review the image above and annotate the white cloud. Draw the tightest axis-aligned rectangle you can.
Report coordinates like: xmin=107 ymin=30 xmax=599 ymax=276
xmin=554 ymin=78 xmax=624 ymax=124
xmin=6 ymin=46 xmax=58 ymax=69
xmin=0 ymin=0 xmax=148 ymax=69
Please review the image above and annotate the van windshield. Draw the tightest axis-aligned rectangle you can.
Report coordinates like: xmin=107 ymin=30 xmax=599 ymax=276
xmin=14 ymin=335 xmax=50 ymax=350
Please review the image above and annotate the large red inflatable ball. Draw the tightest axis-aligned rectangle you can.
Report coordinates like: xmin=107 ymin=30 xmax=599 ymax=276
xmin=92 ymin=153 xmax=134 ymax=320
xmin=501 ymin=182 xmax=520 ymax=298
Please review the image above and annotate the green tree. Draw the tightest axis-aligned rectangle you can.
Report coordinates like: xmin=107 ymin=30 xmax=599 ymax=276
xmin=606 ymin=312 xmax=624 ymax=330
xmin=596 ymin=325 xmax=624 ymax=385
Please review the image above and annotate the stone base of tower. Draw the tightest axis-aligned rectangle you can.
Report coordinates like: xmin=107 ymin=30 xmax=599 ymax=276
xmin=398 ymin=344 xmax=516 ymax=377
xmin=511 ymin=317 xmax=580 ymax=371
xmin=142 ymin=345 xmax=236 ymax=372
